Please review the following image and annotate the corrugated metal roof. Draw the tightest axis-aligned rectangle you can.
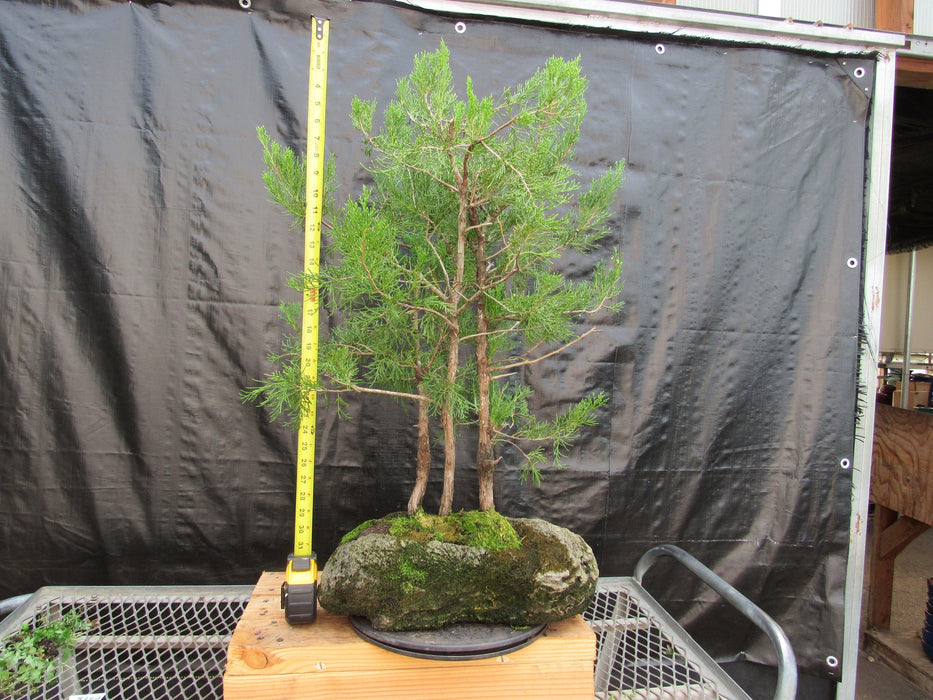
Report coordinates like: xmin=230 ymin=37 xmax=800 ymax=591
xmin=678 ymin=0 xmax=875 ymax=29
xmin=411 ymin=0 xmax=903 ymax=51
xmin=915 ymin=0 xmax=933 ymax=36
xmin=679 ymin=0 xmax=757 ymax=15
xmin=782 ymin=0 xmax=874 ymax=27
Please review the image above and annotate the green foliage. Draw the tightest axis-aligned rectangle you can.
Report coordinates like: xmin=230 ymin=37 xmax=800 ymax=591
xmin=0 ymin=612 xmax=89 ymax=694
xmin=257 ymin=126 xmax=335 ymax=229
xmin=246 ymin=41 xmax=624 ymax=511
xmin=513 ymin=392 xmax=611 ymax=485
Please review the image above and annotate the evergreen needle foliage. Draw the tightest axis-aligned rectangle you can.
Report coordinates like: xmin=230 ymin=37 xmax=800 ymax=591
xmin=247 ymin=42 xmax=624 ymax=515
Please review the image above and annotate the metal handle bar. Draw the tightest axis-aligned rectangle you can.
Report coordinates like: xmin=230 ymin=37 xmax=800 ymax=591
xmin=634 ymin=544 xmax=798 ymax=700
xmin=0 ymin=594 xmax=30 ymax=622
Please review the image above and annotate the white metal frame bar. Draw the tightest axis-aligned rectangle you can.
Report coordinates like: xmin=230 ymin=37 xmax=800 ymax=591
xmin=841 ymin=44 xmax=899 ymax=700
xmin=398 ymin=0 xmax=903 ymax=53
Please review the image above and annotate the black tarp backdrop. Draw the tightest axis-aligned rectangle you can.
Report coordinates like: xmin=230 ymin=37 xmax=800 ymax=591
xmin=0 ymin=0 xmax=871 ymax=682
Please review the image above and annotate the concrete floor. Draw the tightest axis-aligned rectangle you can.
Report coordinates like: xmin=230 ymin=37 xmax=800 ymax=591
xmin=856 ymin=651 xmax=929 ymax=700
xmin=857 ymin=521 xmax=933 ymax=699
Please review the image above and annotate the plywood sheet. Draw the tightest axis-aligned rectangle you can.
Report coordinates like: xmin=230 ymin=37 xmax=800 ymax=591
xmin=871 ymin=404 xmax=933 ymax=525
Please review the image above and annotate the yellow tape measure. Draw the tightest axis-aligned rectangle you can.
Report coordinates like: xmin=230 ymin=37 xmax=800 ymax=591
xmin=283 ymin=16 xmax=329 ymax=625
xmin=294 ymin=16 xmax=329 ymax=559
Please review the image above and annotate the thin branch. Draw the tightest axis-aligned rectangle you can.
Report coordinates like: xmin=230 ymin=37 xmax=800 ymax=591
xmin=473 ymin=111 xmax=521 ymax=147
xmin=398 ymin=299 xmax=459 ymax=330
xmin=494 ymin=327 xmax=600 ymax=372
xmin=421 ymin=231 xmax=453 ymax=292
xmin=404 ymin=160 xmax=460 ymax=193
xmin=319 ymin=384 xmax=429 ymax=403
xmin=365 ymin=131 xmax=460 ymax=194
xmin=458 ymin=322 xmax=534 ymax=344
xmin=493 ymin=435 xmax=533 ymax=462
xmin=570 ymin=287 xmax=623 ymax=316
xmin=492 ymin=426 xmax=561 ymax=445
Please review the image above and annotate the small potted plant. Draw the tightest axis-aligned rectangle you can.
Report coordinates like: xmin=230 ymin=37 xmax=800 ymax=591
xmin=247 ymin=41 xmax=624 ymax=632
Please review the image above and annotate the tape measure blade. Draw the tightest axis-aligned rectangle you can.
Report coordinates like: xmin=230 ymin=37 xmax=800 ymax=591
xmin=293 ymin=16 xmax=329 ymax=558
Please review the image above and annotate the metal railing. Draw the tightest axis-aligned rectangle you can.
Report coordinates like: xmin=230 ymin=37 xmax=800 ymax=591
xmin=633 ymin=545 xmax=798 ymax=700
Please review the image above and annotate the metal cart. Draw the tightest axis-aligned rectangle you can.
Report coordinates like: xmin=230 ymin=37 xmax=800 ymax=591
xmin=0 ymin=545 xmax=795 ymax=700
xmin=585 ymin=545 xmax=796 ymax=700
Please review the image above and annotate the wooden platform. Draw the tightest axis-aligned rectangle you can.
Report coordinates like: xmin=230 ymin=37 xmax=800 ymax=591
xmin=868 ymin=404 xmax=933 ymax=630
xmin=223 ymin=571 xmax=596 ymax=699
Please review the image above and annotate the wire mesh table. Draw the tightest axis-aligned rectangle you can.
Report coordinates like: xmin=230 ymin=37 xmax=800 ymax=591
xmin=0 ymin=585 xmax=252 ymax=700
xmin=0 ymin=547 xmax=793 ymax=699
xmin=585 ymin=577 xmax=750 ymax=699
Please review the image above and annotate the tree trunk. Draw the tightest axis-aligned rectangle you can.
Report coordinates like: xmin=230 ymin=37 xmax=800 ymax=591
xmin=407 ymin=386 xmax=431 ymax=515
xmin=439 ymin=336 xmax=458 ymax=516
xmin=438 ymin=258 xmax=463 ymax=516
xmin=473 ymin=230 xmax=496 ymax=512
xmin=437 ymin=167 xmax=470 ymax=516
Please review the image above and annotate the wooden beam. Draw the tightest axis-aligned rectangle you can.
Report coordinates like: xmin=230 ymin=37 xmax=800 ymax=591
xmin=867 ymin=511 xmax=930 ymax=631
xmin=897 ymin=54 xmax=933 ymax=89
xmin=879 ymin=514 xmax=929 ymax=560
xmin=876 ymin=0 xmax=914 ymax=34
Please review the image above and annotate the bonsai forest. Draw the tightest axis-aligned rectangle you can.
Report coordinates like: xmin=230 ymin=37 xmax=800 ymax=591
xmin=247 ymin=41 xmax=624 ymax=522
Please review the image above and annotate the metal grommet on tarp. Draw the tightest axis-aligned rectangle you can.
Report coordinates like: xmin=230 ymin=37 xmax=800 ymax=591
xmin=838 ymin=59 xmax=874 ymax=97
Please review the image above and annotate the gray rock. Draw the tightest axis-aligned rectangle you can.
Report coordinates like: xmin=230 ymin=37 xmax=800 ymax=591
xmin=318 ymin=517 xmax=598 ymax=631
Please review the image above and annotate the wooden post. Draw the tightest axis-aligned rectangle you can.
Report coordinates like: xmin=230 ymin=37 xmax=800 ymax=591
xmin=868 ymin=505 xmax=897 ymax=629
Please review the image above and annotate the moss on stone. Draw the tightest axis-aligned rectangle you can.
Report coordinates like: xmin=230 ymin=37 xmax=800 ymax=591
xmin=509 ymin=519 xmax=574 ymax=573
xmin=393 ymin=544 xmax=429 ymax=593
xmin=457 ymin=510 xmax=522 ymax=550
xmin=339 ymin=517 xmax=379 ymax=545
xmin=381 ymin=509 xmax=521 ymax=552
xmin=386 ymin=510 xmax=435 ymax=546
xmin=319 ymin=516 xmax=598 ymax=631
